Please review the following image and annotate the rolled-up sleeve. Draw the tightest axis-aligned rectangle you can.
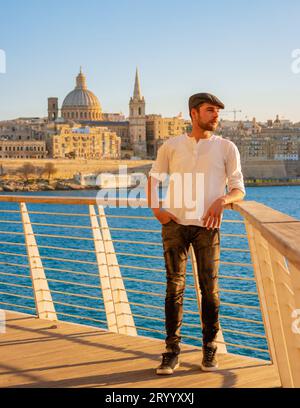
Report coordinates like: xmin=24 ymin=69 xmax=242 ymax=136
xmin=225 ymin=141 xmax=246 ymax=195
xmin=148 ymin=142 xmax=169 ymax=182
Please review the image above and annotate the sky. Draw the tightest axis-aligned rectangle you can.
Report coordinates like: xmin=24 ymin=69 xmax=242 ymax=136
xmin=0 ymin=0 xmax=300 ymax=122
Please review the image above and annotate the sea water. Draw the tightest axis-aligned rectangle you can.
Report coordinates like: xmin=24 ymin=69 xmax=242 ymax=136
xmin=0 ymin=185 xmax=299 ymax=360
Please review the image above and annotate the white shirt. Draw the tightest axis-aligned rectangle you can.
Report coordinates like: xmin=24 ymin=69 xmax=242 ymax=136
xmin=148 ymin=133 xmax=246 ymax=227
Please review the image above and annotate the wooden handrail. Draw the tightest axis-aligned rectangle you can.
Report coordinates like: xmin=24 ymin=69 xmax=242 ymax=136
xmin=0 ymin=195 xmax=146 ymax=206
xmin=233 ymin=201 xmax=300 ymax=269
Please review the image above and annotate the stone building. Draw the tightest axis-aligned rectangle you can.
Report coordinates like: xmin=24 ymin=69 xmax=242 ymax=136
xmin=80 ymin=120 xmax=130 ymax=152
xmin=146 ymin=114 xmax=187 ymax=158
xmin=102 ymin=113 xmax=126 ymax=121
xmin=48 ymin=124 xmax=120 ymax=159
xmin=47 ymin=68 xmax=188 ymax=159
xmin=0 ymin=140 xmax=47 ymax=158
xmin=0 ymin=119 xmax=47 ymax=158
xmin=260 ymin=126 xmax=299 ymax=161
xmin=218 ymin=116 xmax=300 ymax=161
xmin=48 ymin=68 xmax=140 ymax=156
xmin=48 ymin=98 xmax=59 ymax=121
xmin=0 ymin=118 xmax=47 ymax=141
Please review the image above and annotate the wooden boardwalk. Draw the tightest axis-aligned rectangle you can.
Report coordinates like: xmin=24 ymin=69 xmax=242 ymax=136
xmin=0 ymin=311 xmax=281 ymax=388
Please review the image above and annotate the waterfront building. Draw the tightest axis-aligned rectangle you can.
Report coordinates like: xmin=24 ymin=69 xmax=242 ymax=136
xmin=82 ymin=120 xmax=130 ymax=155
xmin=0 ymin=139 xmax=47 ymax=159
xmin=48 ymin=124 xmax=121 ymax=159
xmin=48 ymin=68 xmax=136 ymax=155
xmin=146 ymin=113 xmax=187 ymax=158
xmin=47 ymin=68 xmax=188 ymax=159
xmin=219 ymin=116 xmax=300 ymax=162
xmin=0 ymin=118 xmax=47 ymax=141
xmin=0 ymin=119 xmax=48 ymax=158
xmin=74 ymin=172 xmax=138 ymax=188
xmin=261 ymin=127 xmax=299 ymax=161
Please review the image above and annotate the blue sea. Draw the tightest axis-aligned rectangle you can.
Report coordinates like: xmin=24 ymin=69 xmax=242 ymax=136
xmin=0 ymin=185 xmax=299 ymax=361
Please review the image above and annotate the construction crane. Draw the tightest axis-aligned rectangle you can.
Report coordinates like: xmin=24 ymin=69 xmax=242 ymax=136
xmin=221 ymin=109 xmax=242 ymax=121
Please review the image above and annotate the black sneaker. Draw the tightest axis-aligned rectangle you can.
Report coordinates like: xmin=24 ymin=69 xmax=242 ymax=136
xmin=156 ymin=352 xmax=179 ymax=375
xmin=201 ymin=341 xmax=218 ymax=371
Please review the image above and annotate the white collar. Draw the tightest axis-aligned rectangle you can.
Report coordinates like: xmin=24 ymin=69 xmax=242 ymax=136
xmin=185 ymin=133 xmax=215 ymax=143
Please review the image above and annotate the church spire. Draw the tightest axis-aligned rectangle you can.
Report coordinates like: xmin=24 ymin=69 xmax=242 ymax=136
xmin=133 ymin=67 xmax=142 ymax=99
xmin=129 ymin=67 xmax=146 ymax=157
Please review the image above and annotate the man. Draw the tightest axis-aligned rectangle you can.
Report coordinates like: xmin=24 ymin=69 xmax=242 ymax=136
xmin=147 ymin=93 xmax=245 ymax=375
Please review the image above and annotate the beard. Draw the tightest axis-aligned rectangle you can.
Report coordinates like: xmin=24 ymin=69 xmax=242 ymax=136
xmin=197 ymin=119 xmax=218 ymax=131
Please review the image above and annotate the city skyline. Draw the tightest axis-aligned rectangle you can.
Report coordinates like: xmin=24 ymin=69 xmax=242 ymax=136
xmin=1 ymin=0 xmax=300 ymax=122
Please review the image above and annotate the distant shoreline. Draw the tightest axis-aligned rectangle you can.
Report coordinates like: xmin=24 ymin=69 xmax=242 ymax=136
xmin=0 ymin=178 xmax=300 ymax=193
xmin=245 ymin=181 xmax=300 ymax=187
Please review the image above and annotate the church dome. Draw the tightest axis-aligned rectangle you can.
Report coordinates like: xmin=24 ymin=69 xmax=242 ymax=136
xmin=61 ymin=69 xmax=102 ymax=120
xmin=62 ymin=88 xmax=100 ymax=108
xmin=62 ymin=69 xmax=101 ymax=108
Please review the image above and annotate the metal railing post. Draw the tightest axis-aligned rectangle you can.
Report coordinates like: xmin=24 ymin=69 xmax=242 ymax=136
xmin=20 ymin=202 xmax=57 ymax=321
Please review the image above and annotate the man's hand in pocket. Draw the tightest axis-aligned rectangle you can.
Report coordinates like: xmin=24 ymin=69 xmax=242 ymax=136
xmin=153 ymin=209 xmax=179 ymax=225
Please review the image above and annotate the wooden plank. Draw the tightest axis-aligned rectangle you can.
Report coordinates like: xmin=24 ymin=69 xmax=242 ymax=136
xmin=233 ymin=201 xmax=297 ymax=224
xmin=262 ymin=222 xmax=300 ymax=269
xmin=244 ymin=221 xmax=276 ymax=363
xmin=0 ymin=311 xmax=280 ymax=388
xmin=251 ymin=229 xmax=293 ymax=387
xmin=268 ymin=243 xmax=300 ymax=387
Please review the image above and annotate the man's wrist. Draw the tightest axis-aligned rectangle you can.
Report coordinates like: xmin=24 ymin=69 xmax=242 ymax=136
xmin=219 ymin=196 xmax=228 ymax=206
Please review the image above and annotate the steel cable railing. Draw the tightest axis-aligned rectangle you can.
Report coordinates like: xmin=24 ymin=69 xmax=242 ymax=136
xmin=0 ymin=197 xmax=268 ymax=361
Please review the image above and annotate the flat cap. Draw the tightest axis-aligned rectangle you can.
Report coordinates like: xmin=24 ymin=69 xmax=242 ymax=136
xmin=189 ymin=92 xmax=225 ymax=112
